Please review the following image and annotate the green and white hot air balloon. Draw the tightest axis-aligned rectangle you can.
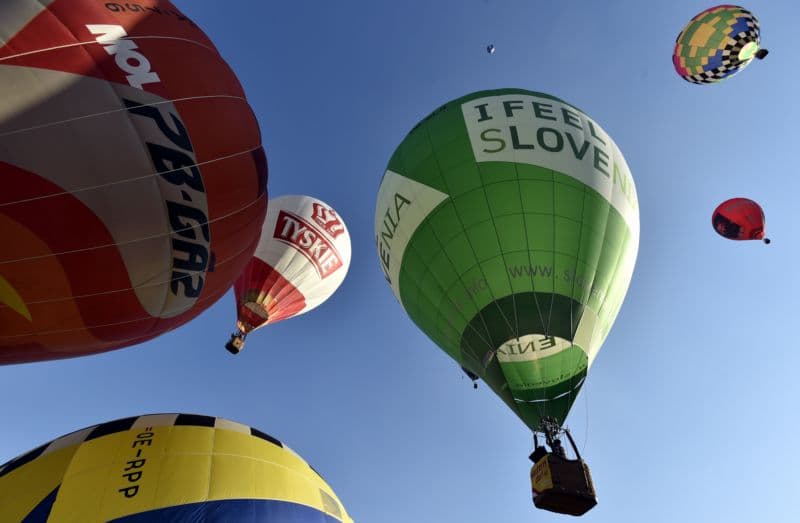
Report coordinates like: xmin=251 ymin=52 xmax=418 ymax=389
xmin=375 ymin=88 xmax=638 ymax=515
xmin=375 ymin=87 xmax=639 ymax=435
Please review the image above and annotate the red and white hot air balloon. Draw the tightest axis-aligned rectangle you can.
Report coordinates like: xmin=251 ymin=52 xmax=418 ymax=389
xmin=226 ymin=195 xmax=351 ymax=354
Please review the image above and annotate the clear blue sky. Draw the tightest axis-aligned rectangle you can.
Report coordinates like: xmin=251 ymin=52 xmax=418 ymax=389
xmin=2 ymin=1 xmax=798 ymax=521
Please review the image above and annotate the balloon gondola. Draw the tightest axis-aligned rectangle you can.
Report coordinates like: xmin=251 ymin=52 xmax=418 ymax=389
xmin=530 ymin=418 xmax=597 ymax=516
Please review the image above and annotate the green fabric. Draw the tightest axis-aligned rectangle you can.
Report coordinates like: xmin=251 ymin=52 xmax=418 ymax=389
xmin=376 ymin=88 xmax=638 ymax=430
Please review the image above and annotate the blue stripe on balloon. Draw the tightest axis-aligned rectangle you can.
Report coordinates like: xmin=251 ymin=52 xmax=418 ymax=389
xmin=705 ymin=49 xmax=724 ymax=71
xmin=109 ymin=499 xmax=342 ymax=522
xmin=0 ymin=443 xmax=47 ymax=479
xmin=22 ymin=486 xmax=59 ymax=523
xmin=729 ymin=16 xmax=751 ymax=38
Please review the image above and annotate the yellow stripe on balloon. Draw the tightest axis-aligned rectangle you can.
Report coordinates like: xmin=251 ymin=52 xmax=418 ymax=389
xmin=689 ymin=22 xmax=716 ymax=47
xmin=0 ymin=274 xmax=31 ymax=321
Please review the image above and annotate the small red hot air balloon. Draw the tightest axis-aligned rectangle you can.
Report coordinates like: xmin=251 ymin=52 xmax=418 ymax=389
xmin=712 ymin=198 xmax=770 ymax=244
xmin=226 ymin=195 xmax=351 ymax=354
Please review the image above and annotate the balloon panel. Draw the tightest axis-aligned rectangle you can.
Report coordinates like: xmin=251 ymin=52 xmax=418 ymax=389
xmin=375 ymin=89 xmax=639 ymax=428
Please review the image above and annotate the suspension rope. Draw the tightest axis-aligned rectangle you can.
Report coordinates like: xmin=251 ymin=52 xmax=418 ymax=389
xmin=0 ymin=35 xmax=217 ymax=65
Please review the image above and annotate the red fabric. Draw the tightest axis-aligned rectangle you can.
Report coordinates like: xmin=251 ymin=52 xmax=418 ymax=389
xmin=0 ymin=162 xmax=148 ymax=359
xmin=0 ymin=162 xmax=261 ymax=363
xmin=0 ymin=0 xmax=228 ymax=99
xmin=233 ymin=258 xmax=306 ymax=333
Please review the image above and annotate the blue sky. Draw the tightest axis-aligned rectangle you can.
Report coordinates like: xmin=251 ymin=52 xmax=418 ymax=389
xmin=2 ymin=1 xmax=798 ymax=521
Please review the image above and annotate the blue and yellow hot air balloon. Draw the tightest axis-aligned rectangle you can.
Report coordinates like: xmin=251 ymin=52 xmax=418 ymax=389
xmin=0 ymin=413 xmax=353 ymax=522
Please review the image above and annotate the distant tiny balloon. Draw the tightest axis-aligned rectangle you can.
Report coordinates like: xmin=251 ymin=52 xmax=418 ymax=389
xmin=487 ymin=44 xmax=495 ymax=54
xmin=712 ymin=198 xmax=769 ymax=243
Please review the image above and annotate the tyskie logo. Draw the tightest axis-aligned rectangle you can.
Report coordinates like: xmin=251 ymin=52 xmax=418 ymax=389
xmin=311 ymin=202 xmax=345 ymax=238
xmin=274 ymin=211 xmax=343 ymax=278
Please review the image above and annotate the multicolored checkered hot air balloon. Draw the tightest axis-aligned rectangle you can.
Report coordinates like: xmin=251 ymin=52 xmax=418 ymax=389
xmin=0 ymin=0 xmax=267 ymax=364
xmin=673 ymin=5 xmax=768 ymax=84
xmin=226 ymin=195 xmax=351 ymax=354
xmin=0 ymin=413 xmax=353 ymax=522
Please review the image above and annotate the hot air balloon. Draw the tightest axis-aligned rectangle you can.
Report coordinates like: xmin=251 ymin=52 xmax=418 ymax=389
xmin=226 ymin=195 xmax=351 ymax=354
xmin=712 ymin=197 xmax=769 ymax=243
xmin=0 ymin=413 xmax=353 ymax=522
xmin=673 ymin=5 xmax=768 ymax=84
xmin=375 ymin=88 xmax=639 ymax=515
xmin=0 ymin=0 xmax=267 ymax=364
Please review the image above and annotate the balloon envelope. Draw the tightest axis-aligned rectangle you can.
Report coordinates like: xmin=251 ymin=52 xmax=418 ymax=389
xmin=0 ymin=0 xmax=267 ymax=364
xmin=375 ymin=88 xmax=639 ymax=429
xmin=712 ymin=197 xmax=767 ymax=241
xmin=0 ymin=413 xmax=352 ymax=522
xmin=233 ymin=195 xmax=351 ymax=335
xmin=673 ymin=5 xmax=765 ymax=84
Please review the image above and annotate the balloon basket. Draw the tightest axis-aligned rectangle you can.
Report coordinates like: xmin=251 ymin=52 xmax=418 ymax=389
xmin=530 ymin=419 xmax=597 ymax=516
xmin=531 ymin=455 xmax=597 ymax=516
xmin=225 ymin=333 xmax=246 ymax=355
